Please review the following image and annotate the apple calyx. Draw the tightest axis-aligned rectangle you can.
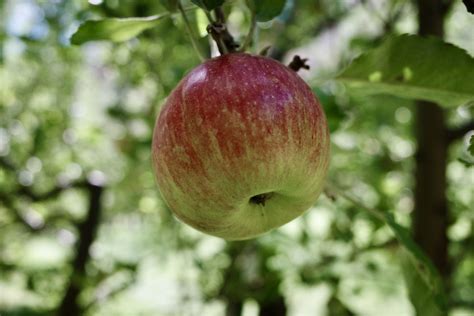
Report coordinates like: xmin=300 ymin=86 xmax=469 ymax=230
xmin=249 ymin=192 xmax=274 ymax=207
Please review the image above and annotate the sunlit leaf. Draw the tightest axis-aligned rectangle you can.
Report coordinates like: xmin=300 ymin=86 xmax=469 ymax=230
xmin=337 ymin=34 xmax=474 ymax=107
xmin=191 ymin=0 xmax=225 ymax=11
xmin=70 ymin=14 xmax=169 ymax=45
xmin=250 ymin=0 xmax=287 ymax=22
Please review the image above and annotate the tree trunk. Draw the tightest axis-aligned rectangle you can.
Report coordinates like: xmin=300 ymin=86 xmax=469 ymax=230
xmin=259 ymin=296 xmax=287 ymax=316
xmin=57 ymin=183 xmax=104 ymax=316
xmin=226 ymin=301 xmax=243 ymax=316
xmin=414 ymin=0 xmax=451 ymax=282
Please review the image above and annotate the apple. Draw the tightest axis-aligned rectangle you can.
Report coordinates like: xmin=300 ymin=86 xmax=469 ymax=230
xmin=152 ymin=53 xmax=330 ymax=240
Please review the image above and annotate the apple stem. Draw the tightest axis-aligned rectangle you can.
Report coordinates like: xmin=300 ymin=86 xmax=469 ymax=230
xmin=205 ymin=7 xmax=239 ymax=55
xmin=207 ymin=23 xmax=229 ymax=54
xmin=288 ymin=55 xmax=310 ymax=72
xmin=178 ymin=2 xmax=205 ymax=62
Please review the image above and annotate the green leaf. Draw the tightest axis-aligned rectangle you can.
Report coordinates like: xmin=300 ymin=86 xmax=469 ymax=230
xmin=251 ymin=0 xmax=287 ymax=22
xmin=313 ymin=87 xmax=346 ymax=132
xmin=328 ymin=182 xmax=447 ymax=314
xmin=191 ymin=0 xmax=225 ymax=11
xmin=336 ymin=34 xmax=474 ymax=107
xmin=160 ymin=0 xmax=179 ymax=12
xmin=385 ymin=214 xmax=447 ymax=315
xmin=400 ymin=250 xmax=446 ymax=316
xmin=70 ymin=14 xmax=168 ymax=45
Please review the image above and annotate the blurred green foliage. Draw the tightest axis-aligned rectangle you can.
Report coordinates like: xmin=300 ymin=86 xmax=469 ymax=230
xmin=1 ymin=0 xmax=473 ymax=316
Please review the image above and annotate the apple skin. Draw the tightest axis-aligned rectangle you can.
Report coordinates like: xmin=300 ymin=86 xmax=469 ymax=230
xmin=152 ymin=53 xmax=330 ymax=240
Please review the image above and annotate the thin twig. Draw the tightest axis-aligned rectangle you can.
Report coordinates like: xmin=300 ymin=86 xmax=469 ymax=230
xmin=361 ymin=0 xmax=387 ymax=25
xmin=0 ymin=191 xmax=38 ymax=231
xmin=259 ymin=45 xmax=271 ymax=56
xmin=0 ymin=156 xmax=87 ymax=202
xmin=178 ymin=2 xmax=205 ymax=61
xmin=18 ymin=180 xmax=87 ymax=202
xmin=0 ymin=156 xmax=16 ymax=171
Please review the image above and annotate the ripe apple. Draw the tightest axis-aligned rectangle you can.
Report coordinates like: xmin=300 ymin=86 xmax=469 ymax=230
xmin=152 ymin=53 xmax=330 ymax=240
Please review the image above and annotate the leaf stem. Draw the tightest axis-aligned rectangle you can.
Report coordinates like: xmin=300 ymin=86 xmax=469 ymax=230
xmin=178 ymin=2 xmax=205 ymax=62
xmin=203 ymin=9 xmax=214 ymax=23
xmin=240 ymin=4 xmax=257 ymax=52
xmin=325 ymin=180 xmax=387 ymax=222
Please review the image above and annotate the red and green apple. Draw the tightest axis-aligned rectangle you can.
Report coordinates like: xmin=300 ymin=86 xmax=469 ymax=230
xmin=152 ymin=53 xmax=330 ymax=240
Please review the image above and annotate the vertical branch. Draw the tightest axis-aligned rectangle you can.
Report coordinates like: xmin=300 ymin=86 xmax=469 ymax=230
xmin=56 ymin=182 xmax=104 ymax=316
xmin=414 ymin=0 xmax=451 ymax=286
